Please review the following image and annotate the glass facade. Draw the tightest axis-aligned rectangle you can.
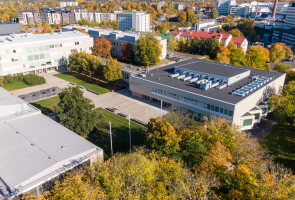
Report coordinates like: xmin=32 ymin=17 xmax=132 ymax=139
xmin=152 ymin=88 xmax=234 ymax=117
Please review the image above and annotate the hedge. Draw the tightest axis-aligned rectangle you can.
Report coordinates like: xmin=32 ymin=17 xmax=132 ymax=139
xmin=3 ymin=74 xmax=46 ymax=86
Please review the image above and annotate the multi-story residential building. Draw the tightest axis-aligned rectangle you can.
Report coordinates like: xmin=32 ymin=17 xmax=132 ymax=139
xmin=0 ymin=31 xmax=93 ymax=76
xmin=215 ymin=0 xmax=236 ymax=16
xmin=0 ymin=86 xmax=103 ymax=198
xmin=194 ymin=20 xmax=222 ymax=33
xmin=60 ymin=1 xmax=78 ymax=8
xmin=18 ymin=11 xmax=35 ymax=25
xmin=129 ymin=58 xmax=285 ymax=130
xmin=61 ymin=12 xmax=75 ymax=24
xmin=118 ymin=11 xmax=150 ymax=32
xmin=284 ymin=1 xmax=295 ymax=29
xmin=62 ymin=25 xmax=167 ymax=61
xmin=170 ymin=30 xmax=248 ymax=53
xmin=94 ymin=12 xmax=117 ymax=23
xmin=230 ymin=4 xmax=250 ymax=17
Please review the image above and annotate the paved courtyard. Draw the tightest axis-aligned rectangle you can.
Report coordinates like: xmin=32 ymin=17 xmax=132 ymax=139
xmin=11 ymin=72 xmax=167 ymax=123
xmin=90 ymin=89 xmax=168 ymax=124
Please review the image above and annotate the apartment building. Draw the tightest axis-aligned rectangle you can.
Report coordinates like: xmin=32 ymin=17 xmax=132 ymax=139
xmin=0 ymin=31 xmax=93 ymax=76
xmin=0 ymin=87 xmax=103 ymax=198
xmin=94 ymin=12 xmax=117 ymax=23
xmin=62 ymin=25 xmax=166 ymax=60
xmin=129 ymin=58 xmax=285 ymax=130
xmin=60 ymin=1 xmax=78 ymax=8
xmin=170 ymin=30 xmax=248 ymax=53
xmin=118 ymin=11 xmax=150 ymax=32
xmin=175 ymin=4 xmax=186 ymax=11
xmin=18 ymin=11 xmax=35 ymax=25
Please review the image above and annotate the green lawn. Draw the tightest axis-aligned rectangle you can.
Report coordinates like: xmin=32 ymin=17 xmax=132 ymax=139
xmin=55 ymin=72 xmax=110 ymax=94
xmin=87 ymin=108 xmax=145 ymax=159
xmin=4 ymin=81 xmax=29 ymax=91
xmin=261 ymin=122 xmax=295 ymax=171
xmin=31 ymin=96 xmax=60 ymax=115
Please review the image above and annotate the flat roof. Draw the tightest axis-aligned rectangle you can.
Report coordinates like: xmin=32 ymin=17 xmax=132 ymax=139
xmin=133 ymin=58 xmax=284 ymax=104
xmin=171 ymin=59 xmax=249 ymax=78
xmin=0 ymin=30 xmax=90 ymax=47
xmin=0 ymin=87 xmax=102 ymax=195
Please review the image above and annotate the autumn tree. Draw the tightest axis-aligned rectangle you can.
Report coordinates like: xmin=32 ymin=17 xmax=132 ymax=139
xmin=229 ymin=47 xmax=247 ymax=66
xmin=121 ymin=42 xmax=134 ymax=62
xmin=93 ymin=36 xmax=112 ymax=58
xmin=68 ymin=50 xmax=103 ymax=77
xmin=229 ymin=28 xmax=244 ymax=38
xmin=55 ymin=86 xmax=100 ymax=137
xmin=247 ymin=45 xmax=270 ymax=70
xmin=284 ymin=45 xmax=294 ymax=60
xmin=273 ymin=63 xmax=291 ymax=73
xmin=177 ymin=11 xmax=187 ymax=24
xmin=0 ymin=76 xmax=3 ymax=87
xmin=269 ymin=81 xmax=295 ymax=127
xmin=135 ymin=33 xmax=162 ymax=66
xmin=211 ymin=8 xmax=219 ymax=19
xmin=270 ymin=43 xmax=286 ymax=63
xmin=216 ymin=46 xmax=230 ymax=64
xmin=103 ymin=58 xmax=122 ymax=82
xmin=145 ymin=117 xmax=181 ymax=158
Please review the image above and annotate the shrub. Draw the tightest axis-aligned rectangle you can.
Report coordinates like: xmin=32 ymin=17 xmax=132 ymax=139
xmin=3 ymin=74 xmax=46 ymax=86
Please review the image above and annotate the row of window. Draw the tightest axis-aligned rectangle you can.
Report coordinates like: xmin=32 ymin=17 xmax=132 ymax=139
xmin=152 ymin=88 xmax=234 ymax=117
xmin=26 ymin=45 xmax=50 ymax=53
xmin=49 ymin=44 xmax=62 ymax=48
xmin=28 ymin=53 xmax=50 ymax=61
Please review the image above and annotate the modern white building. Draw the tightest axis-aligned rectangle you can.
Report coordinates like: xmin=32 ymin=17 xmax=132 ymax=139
xmin=129 ymin=58 xmax=285 ymax=130
xmin=215 ymin=0 xmax=236 ymax=16
xmin=118 ymin=11 xmax=150 ymax=32
xmin=0 ymin=31 xmax=93 ymax=76
xmin=59 ymin=1 xmax=78 ymax=8
xmin=285 ymin=1 xmax=295 ymax=29
xmin=194 ymin=20 xmax=222 ymax=33
xmin=0 ymin=87 xmax=103 ymax=198
xmin=62 ymin=25 xmax=166 ymax=60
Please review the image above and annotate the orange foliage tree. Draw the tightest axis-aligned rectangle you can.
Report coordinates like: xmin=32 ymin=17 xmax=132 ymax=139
xmin=92 ymin=36 xmax=112 ymax=58
xmin=121 ymin=42 xmax=134 ymax=62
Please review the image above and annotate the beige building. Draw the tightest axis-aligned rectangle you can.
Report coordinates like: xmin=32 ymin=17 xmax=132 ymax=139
xmin=0 ymin=31 xmax=93 ymax=76
xmin=129 ymin=58 xmax=285 ymax=130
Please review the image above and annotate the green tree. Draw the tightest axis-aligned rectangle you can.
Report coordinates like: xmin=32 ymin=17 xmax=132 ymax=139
xmin=135 ymin=33 xmax=162 ymax=66
xmin=247 ymin=45 xmax=270 ymax=70
xmin=145 ymin=117 xmax=181 ymax=158
xmin=68 ymin=50 xmax=103 ymax=77
xmin=205 ymin=38 xmax=220 ymax=59
xmin=186 ymin=8 xmax=198 ymax=24
xmin=229 ymin=29 xmax=244 ymax=38
xmin=103 ymin=58 xmax=122 ymax=82
xmin=273 ymin=63 xmax=291 ymax=73
xmin=270 ymin=43 xmax=286 ymax=63
xmin=55 ymin=86 xmax=100 ymax=137
xmin=284 ymin=45 xmax=294 ymax=60
xmin=93 ymin=36 xmax=112 ymax=58
xmin=269 ymin=81 xmax=295 ymax=127
xmin=167 ymin=35 xmax=176 ymax=51
xmin=211 ymin=8 xmax=219 ymax=19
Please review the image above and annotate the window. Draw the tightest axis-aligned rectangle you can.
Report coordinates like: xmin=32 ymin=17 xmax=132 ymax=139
xmin=220 ymin=108 xmax=224 ymax=114
xmin=39 ymin=54 xmax=45 ymax=59
xmin=44 ymin=45 xmax=49 ymax=51
xmin=26 ymin=47 xmax=32 ymax=53
xmin=34 ymin=55 xmax=39 ymax=60
xmin=261 ymin=108 xmax=267 ymax=114
xmin=13 ymin=50 xmax=16 ymax=53
xmin=210 ymin=105 xmax=215 ymax=111
xmin=254 ymin=113 xmax=260 ymax=120
xmin=49 ymin=45 xmax=54 ymax=48
xmin=215 ymin=106 xmax=219 ymax=112
xmin=207 ymin=104 xmax=210 ymax=110
xmin=38 ymin=46 xmax=44 ymax=51
xmin=229 ymin=111 xmax=233 ymax=117
xmin=33 ymin=47 xmax=38 ymax=52
xmin=243 ymin=119 xmax=253 ymax=126
xmin=75 ymin=42 xmax=79 ymax=45
xmin=224 ymin=109 xmax=229 ymax=115
xmin=28 ymin=55 xmax=33 ymax=61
